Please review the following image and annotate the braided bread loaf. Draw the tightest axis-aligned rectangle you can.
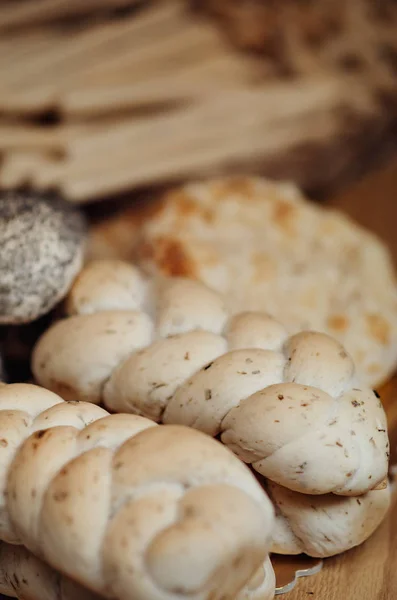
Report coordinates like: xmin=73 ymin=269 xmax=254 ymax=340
xmin=0 ymin=383 xmax=275 ymax=600
xmin=32 ymin=260 xmax=391 ymax=556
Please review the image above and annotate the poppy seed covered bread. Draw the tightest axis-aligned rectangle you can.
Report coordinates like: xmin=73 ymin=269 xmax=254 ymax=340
xmin=0 ymin=191 xmax=86 ymax=324
xmin=0 ymin=383 xmax=275 ymax=600
xmin=32 ymin=260 xmax=391 ymax=557
xmin=135 ymin=176 xmax=397 ymax=388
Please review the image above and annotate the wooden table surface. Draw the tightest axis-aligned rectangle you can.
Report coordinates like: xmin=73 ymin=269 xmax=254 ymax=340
xmin=286 ymin=157 xmax=397 ymax=599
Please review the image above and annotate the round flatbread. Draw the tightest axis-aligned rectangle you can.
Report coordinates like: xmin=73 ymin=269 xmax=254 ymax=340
xmin=136 ymin=176 xmax=397 ymax=387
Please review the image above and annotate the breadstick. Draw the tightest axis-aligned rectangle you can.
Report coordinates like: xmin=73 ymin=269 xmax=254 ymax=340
xmin=52 ymin=87 xmax=344 ymax=199
xmin=65 ymin=78 xmax=343 ymax=160
xmin=0 ymin=2 xmax=184 ymax=91
xmin=62 ymin=53 xmax=265 ymax=116
xmin=33 ymin=111 xmax=339 ymax=200
xmin=0 ymin=152 xmax=58 ymax=189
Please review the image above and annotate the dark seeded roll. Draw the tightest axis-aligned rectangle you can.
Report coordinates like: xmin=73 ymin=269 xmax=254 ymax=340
xmin=0 ymin=191 xmax=86 ymax=324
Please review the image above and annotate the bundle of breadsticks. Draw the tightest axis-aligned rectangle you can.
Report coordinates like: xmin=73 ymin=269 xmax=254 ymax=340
xmin=0 ymin=0 xmax=396 ymax=200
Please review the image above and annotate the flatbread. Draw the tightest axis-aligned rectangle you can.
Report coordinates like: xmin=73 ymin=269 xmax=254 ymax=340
xmin=132 ymin=177 xmax=397 ymax=388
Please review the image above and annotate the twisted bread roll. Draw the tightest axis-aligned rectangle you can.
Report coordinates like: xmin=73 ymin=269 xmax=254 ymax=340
xmin=0 ymin=383 xmax=275 ymax=600
xmin=267 ymin=481 xmax=390 ymax=558
xmin=33 ymin=261 xmax=389 ymax=497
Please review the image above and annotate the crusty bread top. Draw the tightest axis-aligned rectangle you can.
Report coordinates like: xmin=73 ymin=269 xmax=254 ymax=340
xmin=133 ymin=176 xmax=397 ymax=388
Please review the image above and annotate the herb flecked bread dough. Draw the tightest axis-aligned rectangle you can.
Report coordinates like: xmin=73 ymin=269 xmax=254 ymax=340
xmin=0 ymin=383 xmax=276 ymax=600
xmin=133 ymin=177 xmax=397 ymax=388
xmin=32 ymin=260 xmax=391 ymax=558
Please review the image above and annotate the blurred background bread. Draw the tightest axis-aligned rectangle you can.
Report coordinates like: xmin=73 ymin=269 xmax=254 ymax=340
xmin=0 ymin=0 xmax=396 ymax=202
